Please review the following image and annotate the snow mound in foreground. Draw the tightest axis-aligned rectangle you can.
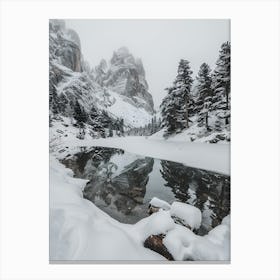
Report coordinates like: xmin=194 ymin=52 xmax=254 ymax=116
xmin=50 ymin=156 xmax=165 ymax=261
xmin=163 ymin=215 xmax=230 ymax=261
xmin=50 ymin=157 xmax=230 ymax=261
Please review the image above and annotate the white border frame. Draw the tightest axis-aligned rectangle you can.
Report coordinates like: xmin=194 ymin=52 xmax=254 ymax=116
xmin=1 ymin=0 xmax=279 ymax=279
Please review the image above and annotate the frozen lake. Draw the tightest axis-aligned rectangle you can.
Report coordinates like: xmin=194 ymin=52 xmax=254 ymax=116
xmin=62 ymin=146 xmax=230 ymax=234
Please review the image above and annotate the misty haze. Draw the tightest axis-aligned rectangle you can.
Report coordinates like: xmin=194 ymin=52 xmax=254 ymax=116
xmin=49 ymin=19 xmax=231 ymax=262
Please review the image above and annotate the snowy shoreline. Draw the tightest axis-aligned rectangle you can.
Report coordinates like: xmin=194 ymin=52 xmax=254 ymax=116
xmin=55 ymin=138 xmax=229 ymax=176
xmin=50 ymin=118 xmax=229 ymax=175
xmin=88 ymin=137 xmax=230 ymax=175
xmin=50 ymin=156 xmax=230 ymax=261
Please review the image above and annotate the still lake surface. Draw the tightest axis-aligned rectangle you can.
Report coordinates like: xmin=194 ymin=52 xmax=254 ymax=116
xmin=62 ymin=146 xmax=230 ymax=234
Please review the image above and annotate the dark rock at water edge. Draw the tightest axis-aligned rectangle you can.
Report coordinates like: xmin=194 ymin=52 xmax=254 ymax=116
xmin=144 ymin=234 xmax=174 ymax=261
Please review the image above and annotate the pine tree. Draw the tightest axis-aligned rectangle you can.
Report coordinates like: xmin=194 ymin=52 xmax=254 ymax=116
xmin=174 ymin=59 xmax=194 ymax=129
xmin=57 ymin=93 xmax=68 ymax=114
xmin=160 ymin=87 xmax=177 ymax=136
xmin=212 ymin=42 xmax=231 ymax=125
xmin=151 ymin=116 xmax=160 ymax=134
xmin=196 ymin=63 xmax=213 ymax=130
xmin=114 ymin=118 xmax=124 ymax=137
xmin=50 ymin=90 xmax=59 ymax=115
xmin=151 ymin=117 xmax=155 ymax=134
xmin=108 ymin=127 xmax=113 ymax=137
xmin=74 ymin=100 xmax=87 ymax=125
xmin=100 ymin=110 xmax=111 ymax=129
xmin=160 ymin=59 xmax=193 ymax=137
xmin=90 ymin=106 xmax=105 ymax=138
xmin=119 ymin=118 xmax=124 ymax=135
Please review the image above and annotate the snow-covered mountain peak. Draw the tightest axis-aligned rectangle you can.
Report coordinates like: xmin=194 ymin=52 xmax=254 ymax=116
xmin=96 ymin=47 xmax=154 ymax=114
xmin=110 ymin=47 xmax=136 ymax=70
xmin=49 ymin=21 xmax=155 ymax=129
xmin=114 ymin=46 xmax=130 ymax=57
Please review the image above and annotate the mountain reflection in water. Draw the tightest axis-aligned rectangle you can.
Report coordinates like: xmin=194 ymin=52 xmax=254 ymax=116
xmin=61 ymin=146 xmax=230 ymax=234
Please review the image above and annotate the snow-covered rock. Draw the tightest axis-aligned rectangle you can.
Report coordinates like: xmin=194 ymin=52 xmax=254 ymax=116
xmin=150 ymin=197 xmax=171 ymax=210
xmin=170 ymin=201 xmax=202 ymax=230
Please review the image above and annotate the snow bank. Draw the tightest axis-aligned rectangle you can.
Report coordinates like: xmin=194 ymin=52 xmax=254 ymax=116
xmin=163 ymin=215 xmax=230 ymax=261
xmin=149 ymin=113 xmax=230 ymax=144
xmin=50 ymin=156 xmax=165 ymax=261
xmin=163 ymin=224 xmax=197 ymax=260
xmin=170 ymin=202 xmax=202 ymax=230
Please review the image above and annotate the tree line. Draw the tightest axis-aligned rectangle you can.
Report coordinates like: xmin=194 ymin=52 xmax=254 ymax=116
xmin=160 ymin=42 xmax=231 ymax=138
xmin=125 ymin=116 xmax=161 ymax=136
xmin=72 ymin=100 xmax=125 ymax=139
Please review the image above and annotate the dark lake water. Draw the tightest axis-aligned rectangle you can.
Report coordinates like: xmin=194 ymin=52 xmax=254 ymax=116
xmin=61 ymin=146 xmax=230 ymax=234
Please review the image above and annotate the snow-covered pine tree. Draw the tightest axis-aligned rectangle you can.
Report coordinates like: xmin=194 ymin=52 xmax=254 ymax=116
xmin=173 ymin=59 xmax=194 ymax=130
xmin=49 ymin=90 xmax=59 ymax=115
xmin=151 ymin=116 xmax=155 ymax=134
xmin=212 ymin=42 xmax=231 ymax=125
xmin=100 ymin=110 xmax=111 ymax=130
xmin=108 ymin=127 xmax=113 ymax=137
xmin=119 ymin=118 xmax=124 ymax=136
xmin=89 ymin=106 xmax=105 ymax=138
xmin=160 ymin=87 xmax=177 ymax=136
xmin=160 ymin=59 xmax=193 ymax=137
xmin=57 ymin=94 xmax=68 ymax=114
xmin=151 ymin=115 xmax=161 ymax=134
xmin=74 ymin=99 xmax=88 ymax=125
xmin=196 ymin=63 xmax=213 ymax=130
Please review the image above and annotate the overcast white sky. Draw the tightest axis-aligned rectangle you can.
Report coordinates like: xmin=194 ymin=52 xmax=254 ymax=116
xmin=65 ymin=19 xmax=230 ymax=109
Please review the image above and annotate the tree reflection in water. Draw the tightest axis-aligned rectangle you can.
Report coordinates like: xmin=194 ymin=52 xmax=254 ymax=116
xmin=160 ymin=160 xmax=230 ymax=232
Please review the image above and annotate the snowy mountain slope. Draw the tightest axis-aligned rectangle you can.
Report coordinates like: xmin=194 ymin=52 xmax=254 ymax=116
xmin=104 ymin=89 xmax=153 ymax=127
xmin=49 ymin=20 xmax=154 ymax=130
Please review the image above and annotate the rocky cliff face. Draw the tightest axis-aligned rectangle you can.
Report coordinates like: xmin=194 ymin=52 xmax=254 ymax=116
xmin=49 ymin=20 xmax=82 ymax=72
xmin=49 ymin=20 xmax=154 ymax=128
xmin=49 ymin=19 xmax=98 ymax=115
xmin=96 ymin=47 xmax=154 ymax=114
